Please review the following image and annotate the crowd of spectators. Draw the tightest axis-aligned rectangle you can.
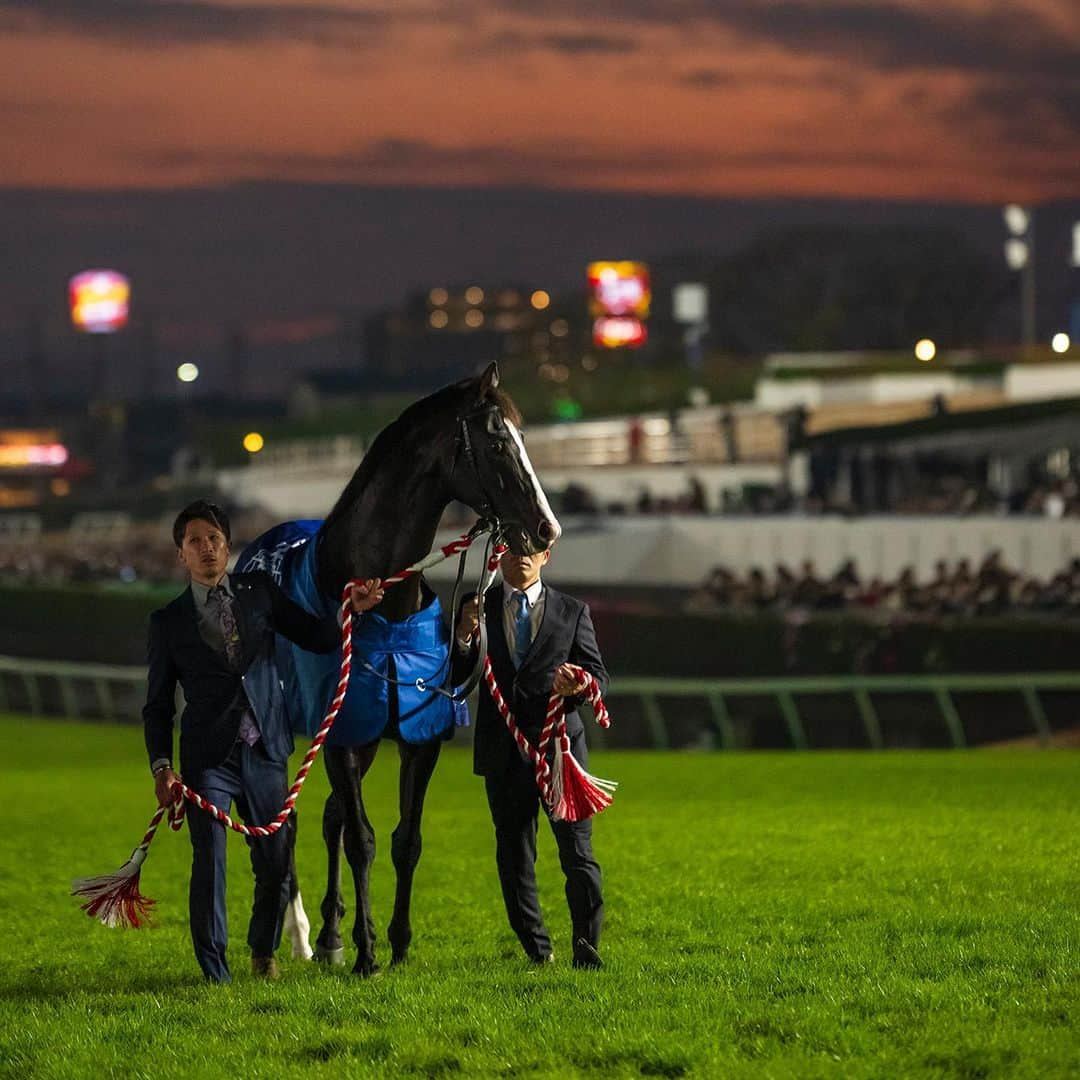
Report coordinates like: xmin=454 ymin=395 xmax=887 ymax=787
xmin=0 ymin=510 xmax=278 ymax=589
xmin=554 ymin=472 xmax=1080 ymax=520
xmin=686 ymin=552 xmax=1080 ymax=619
xmin=0 ymin=539 xmax=185 ymax=588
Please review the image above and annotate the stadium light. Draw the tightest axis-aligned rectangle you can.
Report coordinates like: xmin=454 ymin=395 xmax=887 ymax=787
xmin=1002 ymin=205 xmax=1030 ymax=236
xmin=1002 ymin=204 xmax=1035 ymax=346
xmin=243 ymin=432 xmax=265 ymax=453
xmin=1051 ymin=332 xmax=1070 ymax=354
xmin=176 ymin=362 xmax=199 ymax=383
xmin=1004 ymin=239 xmax=1029 ymax=270
xmin=914 ymin=338 xmax=936 ymax=362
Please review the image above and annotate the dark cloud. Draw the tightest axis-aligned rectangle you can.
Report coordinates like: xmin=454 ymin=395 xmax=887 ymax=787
xmin=478 ymin=28 xmax=637 ymax=55
xmin=935 ymin=78 xmax=1080 ymax=151
xmin=0 ymin=0 xmax=389 ymax=47
xmin=679 ymin=69 xmax=737 ymax=89
xmin=499 ymin=0 xmax=1078 ymax=80
xmin=678 ymin=66 xmax=858 ymax=95
xmin=721 ymin=2 xmax=1077 ymax=80
xmin=129 ymin=134 xmax=1080 ymax=192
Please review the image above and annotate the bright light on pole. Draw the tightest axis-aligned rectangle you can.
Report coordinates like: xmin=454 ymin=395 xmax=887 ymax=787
xmin=243 ymin=431 xmax=265 ymax=453
xmin=176 ymin=362 xmax=199 ymax=383
xmin=914 ymin=338 xmax=936 ymax=362
xmin=1004 ymin=238 xmax=1029 ymax=270
xmin=1003 ymin=204 xmax=1030 ymax=236
xmin=1051 ymin=332 xmax=1070 ymax=354
xmin=1002 ymin=203 xmax=1035 ymax=346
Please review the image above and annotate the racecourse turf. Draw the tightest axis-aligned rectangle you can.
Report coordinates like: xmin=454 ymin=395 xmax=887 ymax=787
xmin=0 ymin=715 xmax=1076 ymax=1080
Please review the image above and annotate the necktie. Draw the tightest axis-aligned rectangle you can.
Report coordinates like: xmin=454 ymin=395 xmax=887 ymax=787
xmin=209 ymin=585 xmax=261 ymax=747
xmin=511 ymin=591 xmax=531 ymax=668
xmin=209 ymin=585 xmax=241 ymax=668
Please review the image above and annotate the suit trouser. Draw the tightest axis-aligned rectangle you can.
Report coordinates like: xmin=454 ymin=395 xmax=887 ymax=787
xmin=185 ymin=740 xmax=291 ymax=982
xmin=484 ymin=727 xmax=604 ymax=960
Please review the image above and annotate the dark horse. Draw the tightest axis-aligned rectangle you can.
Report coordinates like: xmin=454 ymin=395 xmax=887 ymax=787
xmin=237 ymin=364 xmax=560 ymax=975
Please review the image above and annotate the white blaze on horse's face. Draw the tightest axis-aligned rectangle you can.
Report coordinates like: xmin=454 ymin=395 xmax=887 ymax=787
xmin=505 ymin=419 xmax=561 ymax=549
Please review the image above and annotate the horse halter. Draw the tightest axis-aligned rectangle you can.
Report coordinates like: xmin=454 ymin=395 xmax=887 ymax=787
xmin=453 ymin=403 xmax=508 ymax=537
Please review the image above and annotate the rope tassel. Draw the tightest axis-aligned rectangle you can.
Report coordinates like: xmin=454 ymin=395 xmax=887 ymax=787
xmin=482 ymin=658 xmax=617 ymax=823
xmin=549 ymin=733 xmax=617 ymax=823
xmin=72 ymin=835 xmax=157 ymax=929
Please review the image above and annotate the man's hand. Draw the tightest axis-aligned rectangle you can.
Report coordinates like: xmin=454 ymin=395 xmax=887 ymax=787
xmin=552 ymin=663 xmax=587 ymax=697
xmin=456 ymin=596 xmax=480 ymax=644
xmin=350 ymin=578 xmax=385 ymax=614
xmin=154 ymin=767 xmax=182 ymax=808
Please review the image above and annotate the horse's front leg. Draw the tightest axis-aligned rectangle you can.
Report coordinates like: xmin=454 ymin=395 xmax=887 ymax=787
xmin=314 ymin=792 xmax=346 ymax=964
xmin=323 ymin=743 xmax=381 ymax=976
xmin=388 ymin=738 xmax=442 ymax=965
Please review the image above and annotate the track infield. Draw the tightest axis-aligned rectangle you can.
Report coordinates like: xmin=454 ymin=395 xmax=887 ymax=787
xmin=0 ymin=715 xmax=1077 ymax=1079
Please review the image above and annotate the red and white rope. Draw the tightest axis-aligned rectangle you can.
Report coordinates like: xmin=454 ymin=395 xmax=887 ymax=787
xmin=74 ymin=528 xmax=495 ymax=924
xmin=480 ymin=657 xmax=616 ymax=822
xmin=164 ymin=530 xmax=492 ymax=839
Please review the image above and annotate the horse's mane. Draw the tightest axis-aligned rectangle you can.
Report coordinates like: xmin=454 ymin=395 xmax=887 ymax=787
xmin=319 ymin=374 xmax=521 ymax=540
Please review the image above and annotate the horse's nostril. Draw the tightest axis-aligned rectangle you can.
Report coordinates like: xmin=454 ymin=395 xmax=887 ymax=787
xmin=537 ymin=519 xmax=560 ymax=543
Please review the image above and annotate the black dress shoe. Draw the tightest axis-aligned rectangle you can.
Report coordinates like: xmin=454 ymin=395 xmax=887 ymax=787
xmin=529 ymin=951 xmax=555 ymax=967
xmin=572 ymin=939 xmax=602 ymax=970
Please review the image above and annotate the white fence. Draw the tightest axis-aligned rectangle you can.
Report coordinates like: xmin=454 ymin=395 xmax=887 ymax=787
xmin=423 ymin=515 xmax=1080 ymax=588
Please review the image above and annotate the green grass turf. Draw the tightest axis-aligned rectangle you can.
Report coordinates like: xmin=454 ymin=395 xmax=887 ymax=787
xmin=0 ymin=715 xmax=1076 ymax=1079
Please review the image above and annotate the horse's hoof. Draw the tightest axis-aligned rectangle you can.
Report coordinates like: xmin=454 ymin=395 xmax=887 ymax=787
xmin=352 ymin=962 xmax=381 ymax=978
xmin=314 ymin=944 xmax=346 ymax=966
xmin=390 ymin=950 xmax=409 ymax=967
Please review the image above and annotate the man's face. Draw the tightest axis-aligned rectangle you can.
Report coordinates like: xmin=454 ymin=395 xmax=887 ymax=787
xmin=501 ymin=548 xmax=551 ymax=591
xmin=178 ymin=518 xmax=230 ymax=585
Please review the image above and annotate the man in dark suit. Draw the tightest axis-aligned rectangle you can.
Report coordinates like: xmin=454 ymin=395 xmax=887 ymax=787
xmin=144 ymin=500 xmax=383 ymax=983
xmin=454 ymin=546 xmax=609 ymax=969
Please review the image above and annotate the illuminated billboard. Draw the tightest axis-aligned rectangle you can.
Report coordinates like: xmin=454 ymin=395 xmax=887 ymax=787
xmin=0 ymin=431 xmax=68 ymax=469
xmin=593 ymin=316 xmax=647 ymax=349
xmin=587 ymin=261 xmax=651 ymax=319
xmin=588 ymin=261 xmax=649 ymax=349
xmin=69 ymin=270 xmax=131 ymax=334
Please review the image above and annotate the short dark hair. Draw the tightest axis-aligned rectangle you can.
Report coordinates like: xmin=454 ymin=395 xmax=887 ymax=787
xmin=172 ymin=500 xmax=231 ymax=549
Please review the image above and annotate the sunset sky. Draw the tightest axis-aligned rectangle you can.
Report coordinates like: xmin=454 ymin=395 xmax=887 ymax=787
xmin=1 ymin=0 xmax=1077 ymax=203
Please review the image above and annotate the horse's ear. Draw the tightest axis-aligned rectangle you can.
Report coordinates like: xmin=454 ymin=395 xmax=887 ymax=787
xmin=477 ymin=361 xmax=499 ymax=399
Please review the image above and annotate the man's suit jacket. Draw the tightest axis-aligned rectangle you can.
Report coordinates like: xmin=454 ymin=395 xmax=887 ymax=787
xmin=143 ymin=571 xmax=341 ymax=775
xmin=454 ymin=584 xmax=609 ymax=777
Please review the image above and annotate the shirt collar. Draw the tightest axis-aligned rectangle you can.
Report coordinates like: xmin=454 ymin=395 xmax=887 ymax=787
xmin=503 ymin=577 xmax=543 ymax=607
xmin=192 ymin=573 xmax=232 ymax=606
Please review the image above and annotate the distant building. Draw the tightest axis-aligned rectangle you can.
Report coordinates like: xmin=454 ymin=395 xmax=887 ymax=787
xmin=363 ymin=284 xmax=585 ymax=380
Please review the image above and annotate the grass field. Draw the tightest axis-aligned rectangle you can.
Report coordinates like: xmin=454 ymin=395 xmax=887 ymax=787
xmin=0 ymin=715 xmax=1077 ymax=1079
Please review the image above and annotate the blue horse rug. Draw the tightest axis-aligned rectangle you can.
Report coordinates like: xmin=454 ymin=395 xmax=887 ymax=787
xmin=237 ymin=520 xmax=465 ymax=746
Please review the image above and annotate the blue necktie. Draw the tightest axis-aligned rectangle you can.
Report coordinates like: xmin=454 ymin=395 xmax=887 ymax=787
xmin=511 ymin=591 xmax=531 ymax=668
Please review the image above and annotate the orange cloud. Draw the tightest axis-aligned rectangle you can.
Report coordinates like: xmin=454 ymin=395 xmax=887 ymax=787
xmin=0 ymin=0 xmax=1075 ymax=201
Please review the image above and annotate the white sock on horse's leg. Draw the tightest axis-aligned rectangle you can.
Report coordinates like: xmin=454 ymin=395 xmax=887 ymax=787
xmin=284 ymin=892 xmax=314 ymax=960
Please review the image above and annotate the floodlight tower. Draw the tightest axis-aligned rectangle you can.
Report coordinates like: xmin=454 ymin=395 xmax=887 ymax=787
xmin=1002 ymin=205 xmax=1036 ymax=347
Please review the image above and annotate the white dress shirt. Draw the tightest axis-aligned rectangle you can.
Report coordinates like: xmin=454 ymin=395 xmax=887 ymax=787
xmin=456 ymin=576 xmax=546 ymax=652
xmin=501 ymin=577 xmax=545 ymax=657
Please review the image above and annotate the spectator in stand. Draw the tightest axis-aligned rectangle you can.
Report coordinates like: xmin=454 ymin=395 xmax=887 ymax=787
xmin=685 ymin=554 xmax=1080 ymax=620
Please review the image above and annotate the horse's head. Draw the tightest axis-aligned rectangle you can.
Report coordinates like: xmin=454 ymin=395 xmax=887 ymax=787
xmin=450 ymin=363 xmax=561 ymax=555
